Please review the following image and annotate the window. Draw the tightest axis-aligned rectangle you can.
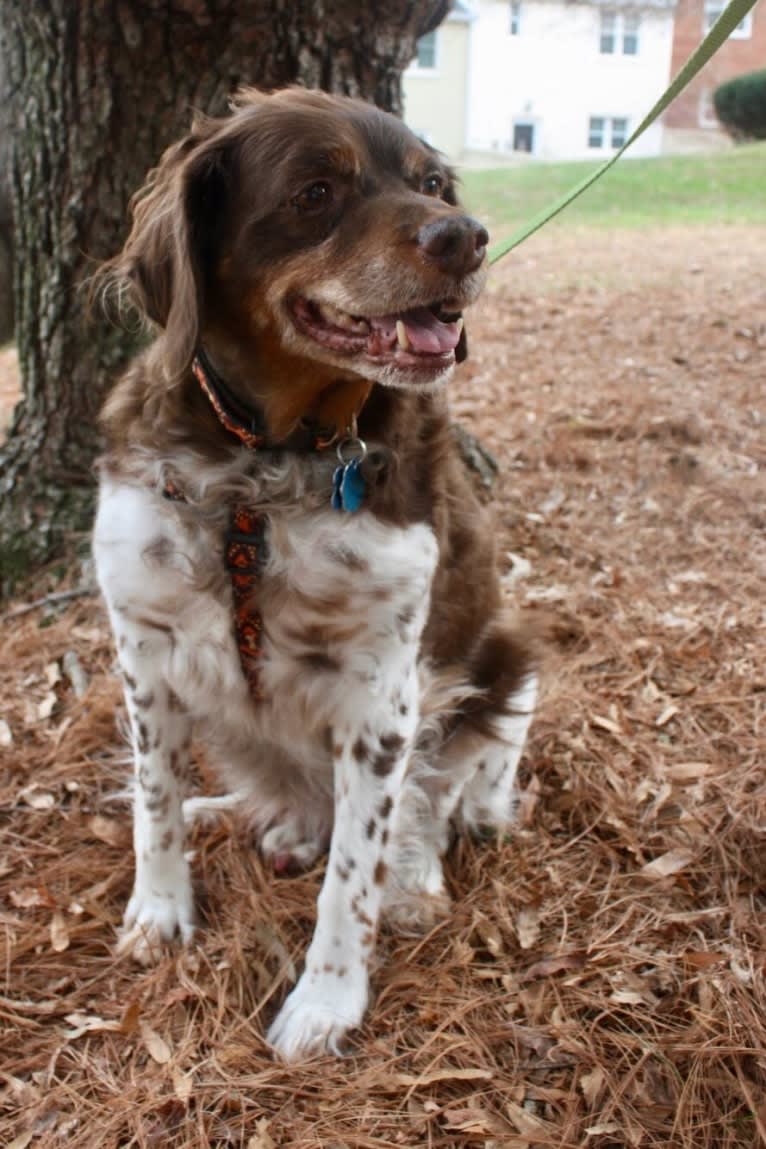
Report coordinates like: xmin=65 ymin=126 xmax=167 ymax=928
xmin=600 ymin=10 xmax=641 ymax=54
xmin=622 ymin=12 xmax=640 ymax=55
xmin=510 ymin=1 xmax=521 ymax=35
xmin=703 ymin=4 xmax=752 ymax=37
xmin=599 ymin=12 xmax=616 ymax=53
xmin=415 ymin=30 xmax=437 ymax=69
xmin=698 ymin=89 xmax=718 ymax=127
xmin=588 ymin=116 xmax=629 ymax=149
xmin=588 ymin=116 xmax=605 ymax=148
xmin=611 ymin=117 xmax=628 ymax=147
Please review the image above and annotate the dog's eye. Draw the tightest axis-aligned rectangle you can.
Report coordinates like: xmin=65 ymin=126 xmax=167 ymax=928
xmin=421 ymin=173 xmax=445 ymax=197
xmin=292 ymin=181 xmax=333 ymax=212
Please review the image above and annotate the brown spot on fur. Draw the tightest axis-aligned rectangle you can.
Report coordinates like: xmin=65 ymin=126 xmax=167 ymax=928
xmin=373 ymin=859 xmax=387 ymax=885
xmin=134 ymin=690 xmax=154 ymax=709
xmin=302 ymin=651 xmax=342 ymax=673
xmin=356 ymin=909 xmax=373 ymax=927
xmin=123 ymin=671 xmax=137 ymax=692
xmin=337 ymin=966 xmax=348 ymax=977
xmin=372 ymin=749 xmax=397 ymax=777
xmin=136 ymin=721 xmax=150 ymax=755
xmin=352 ymin=737 xmax=368 ymax=763
xmin=160 ymin=828 xmax=174 ymax=850
xmin=381 ymin=828 xmax=389 ymax=847
xmin=397 ymin=605 xmax=415 ymax=629
xmin=330 ymin=544 xmax=369 ymax=573
xmin=167 ymin=688 xmax=185 ymax=712
xmin=366 ymin=818 xmax=376 ymax=839
xmin=378 ymin=795 xmax=393 ymax=819
xmin=323 ymin=963 xmax=334 ymax=973
xmin=143 ymin=535 xmax=174 ymax=565
xmin=336 ymin=863 xmax=350 ymax=882
xmin=380 ymin=732 xmax=405 ymax=753
xmin=134 ymin=615 xmax=175 ymax=638
xmin=361 ymin=930 xmax=374 ymax=947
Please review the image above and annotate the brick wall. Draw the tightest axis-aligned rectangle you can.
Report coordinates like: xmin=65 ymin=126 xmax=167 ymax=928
xmin=664 ymin=0 xmax=766 ymax=130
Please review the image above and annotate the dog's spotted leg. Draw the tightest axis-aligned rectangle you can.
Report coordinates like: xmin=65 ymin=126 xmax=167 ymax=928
xmin=385 ymin=672 xmax=537 ymax=933
xmin=266 ymin=693 xmax=417 ymax=1061
xmin=113 ymin=622 xmax=195 ymax=965
xmin=459 ymin=674 xmax=538 ymax=832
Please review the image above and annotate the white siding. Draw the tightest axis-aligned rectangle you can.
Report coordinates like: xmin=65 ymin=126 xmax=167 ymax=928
xmin=466 ymin=0 xmax=675 ymax=160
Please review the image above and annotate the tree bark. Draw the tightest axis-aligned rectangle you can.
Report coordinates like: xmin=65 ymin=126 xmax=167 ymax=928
xmin=0 ymin=0 xmax=449 ymax=592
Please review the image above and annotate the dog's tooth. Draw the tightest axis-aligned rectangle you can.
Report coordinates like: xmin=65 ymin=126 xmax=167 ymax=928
xmin=455 ymin=317 xmax=464 ymax=335
xmin=395 ymin=320 xmax=410 ymax=351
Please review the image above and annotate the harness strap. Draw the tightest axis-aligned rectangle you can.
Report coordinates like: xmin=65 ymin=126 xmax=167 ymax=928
xmin=163 ymin=482 xmax=268 ymax=700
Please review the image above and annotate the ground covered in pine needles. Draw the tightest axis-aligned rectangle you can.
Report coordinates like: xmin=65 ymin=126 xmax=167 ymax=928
xmin=1 ymin=225 xmax=765 ymax=1148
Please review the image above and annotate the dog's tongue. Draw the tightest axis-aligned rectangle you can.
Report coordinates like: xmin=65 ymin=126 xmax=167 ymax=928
xmin=372 ymin=307 xmax=461 ymax=354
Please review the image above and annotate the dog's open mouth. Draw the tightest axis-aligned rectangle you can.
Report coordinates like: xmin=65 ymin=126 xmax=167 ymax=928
xmin=290 ymin=297 xmax=463 ymax=370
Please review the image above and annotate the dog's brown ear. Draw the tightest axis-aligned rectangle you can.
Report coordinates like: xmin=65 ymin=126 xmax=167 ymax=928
xmin=100 ymin=124 xmax=231 ymax=382
xmin=455 ymin=322 xmax=468 ymax=363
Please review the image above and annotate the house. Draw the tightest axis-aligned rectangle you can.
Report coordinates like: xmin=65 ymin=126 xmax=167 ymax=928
xmin=402 ymin=1 xmax=474 ymax=159
xmin=663 ymin=0 xmax=766 ymax=150
xmin=404 ymin=0 xmax=678 ymax=162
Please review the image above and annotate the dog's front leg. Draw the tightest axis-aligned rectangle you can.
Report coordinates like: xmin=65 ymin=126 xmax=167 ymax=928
xmin=114 ymin=636 xmax=195 ymax=965
xmin=267 ymin=682 xmax=417 ymax=1061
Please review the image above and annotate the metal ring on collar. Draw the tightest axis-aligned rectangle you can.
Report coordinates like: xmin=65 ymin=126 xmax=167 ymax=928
xmin=336 ymin=436 xmax=368 ymax=465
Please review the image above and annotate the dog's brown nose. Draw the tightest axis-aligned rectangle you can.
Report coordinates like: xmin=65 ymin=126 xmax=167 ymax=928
xmin=417 ymin=216 xmax=489 ymax=277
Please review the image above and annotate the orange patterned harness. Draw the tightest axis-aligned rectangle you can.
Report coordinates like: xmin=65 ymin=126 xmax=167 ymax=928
xmin=164 ymin=353 xmax=358 ymax=702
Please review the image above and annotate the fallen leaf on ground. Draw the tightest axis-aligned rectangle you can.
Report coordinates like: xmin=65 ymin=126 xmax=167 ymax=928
xmin=641 ymin=848 xmax=693 ymax=879
xmin=516 ymin=907 xmax=541 ymax=949
xmin=50 ymin=911 xmax=70 ymax=953
xmin=141 ymin=1022 xmax=172 ymax=1064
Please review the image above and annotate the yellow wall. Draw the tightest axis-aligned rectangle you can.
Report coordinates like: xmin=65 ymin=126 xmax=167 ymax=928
xmin=403 ymin=21 xmax=469 ymax=162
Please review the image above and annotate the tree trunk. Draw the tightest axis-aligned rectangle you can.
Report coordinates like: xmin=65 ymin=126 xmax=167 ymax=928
xmin=0 ymin=0 xmax=449 ymax=592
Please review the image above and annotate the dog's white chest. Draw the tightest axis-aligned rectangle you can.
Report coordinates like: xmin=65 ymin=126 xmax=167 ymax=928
xmin=93 ymin=479 xmax=438 ymax=750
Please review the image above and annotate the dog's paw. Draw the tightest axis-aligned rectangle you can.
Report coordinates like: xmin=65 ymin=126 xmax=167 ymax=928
xmin=260 ymin=817 xmax=328 ymax=874
xmin=266 ymin=973 xmax=367 ymax=1061
xmin=382 ymin=852 xmax=451 ymax=935
xmin=382 ymin=887 xmax=452 ymax=936
xmin=117 ymin=884 xmax=195 ymax=966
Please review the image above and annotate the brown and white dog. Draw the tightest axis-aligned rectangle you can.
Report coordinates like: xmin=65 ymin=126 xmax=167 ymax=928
xmin=93 ymin=87 xmax=536 ymax=1061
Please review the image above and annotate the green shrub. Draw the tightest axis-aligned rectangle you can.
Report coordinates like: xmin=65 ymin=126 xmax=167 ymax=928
xmin=714 ymin=69 xmax=766 ymax=139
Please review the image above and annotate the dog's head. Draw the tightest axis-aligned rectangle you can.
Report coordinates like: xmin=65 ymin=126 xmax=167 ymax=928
xmin=106 ymin=87 xmax=488 ymax=418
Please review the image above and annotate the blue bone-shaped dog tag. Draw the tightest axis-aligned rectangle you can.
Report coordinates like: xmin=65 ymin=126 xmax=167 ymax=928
xmin=331 ymin=458 xmax=365 ymax=513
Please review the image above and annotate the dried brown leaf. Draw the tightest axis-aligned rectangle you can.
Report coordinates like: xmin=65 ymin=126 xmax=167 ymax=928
xmin=579 ymin=1066 xmax=606 ymax=1106
xmin=50 ymin=911 xmax=69 ymax=953
xmin=246 ymin=1119 xmax=277 ymax=1149
xmin=88 ymin=815 xmax=126 ymax=847
xmin=387 ymin=1067 xmax=493 ymax=1088
xmin=141 ymin=1022 xmax=172 ymax=1064
xmin=641 ymin=848 xmax=693 ymax=879
xmin=516 ymin=907 xmax=541 ymax=950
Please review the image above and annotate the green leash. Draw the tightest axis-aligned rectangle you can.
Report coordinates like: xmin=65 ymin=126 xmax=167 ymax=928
xmin=487 ymin=0 xmax=761 ymax=265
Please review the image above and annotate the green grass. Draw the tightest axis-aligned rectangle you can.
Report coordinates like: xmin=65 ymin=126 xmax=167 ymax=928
xmin=460 ymin=142 xmax=766 ymax=238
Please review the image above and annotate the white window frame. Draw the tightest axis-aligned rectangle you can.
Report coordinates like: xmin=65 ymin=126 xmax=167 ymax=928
xmin=599 ymin=10 xmax=642 ymax=55
xmin=599 ymin=11 xmax=616 ymax=53
xmin=622 ymin=12 xmax=640 ymax=55
xmin=698 ymin=89 xmax=718 ymax=128
xmin=588 ymin=115 xmax=630 ymax=150
xmin=510 ymin=0 xmax=522 ymax=35
xmin=588 ymin=116 xmax=606 ymax=148
xmin=610 ymin=116 xmax=629 ymax=148
xmin=411 ymin=29 xmax=439 ymax=72
xmin=703 ymin=3 xmax=752 ymax=37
